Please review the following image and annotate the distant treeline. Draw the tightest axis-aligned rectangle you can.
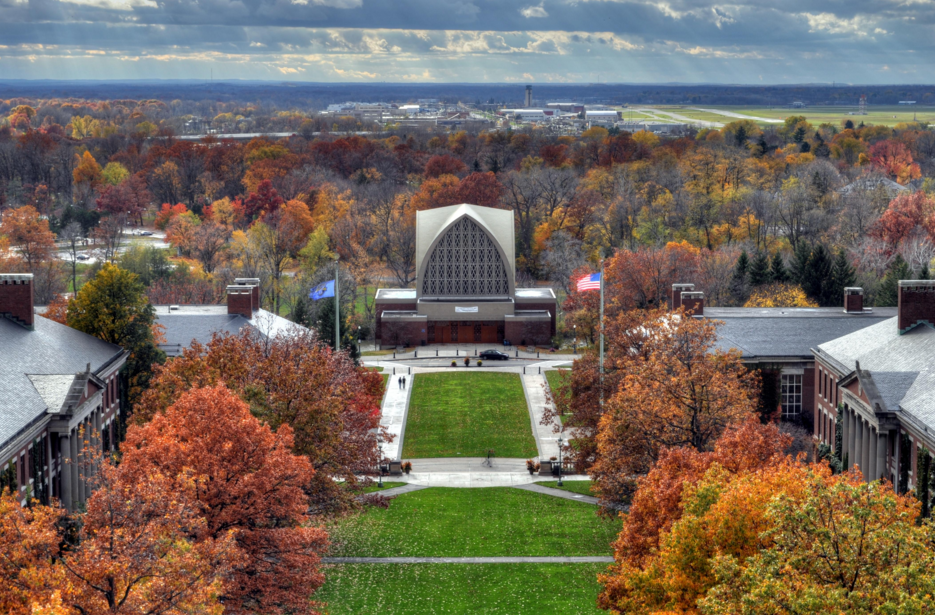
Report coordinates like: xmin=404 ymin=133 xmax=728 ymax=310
xmin=0 ymin=81 xmax=934 ymax=109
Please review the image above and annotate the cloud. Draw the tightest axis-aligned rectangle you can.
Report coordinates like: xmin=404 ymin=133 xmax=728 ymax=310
xmin=521 ymin=3 xmax=548 ymax=18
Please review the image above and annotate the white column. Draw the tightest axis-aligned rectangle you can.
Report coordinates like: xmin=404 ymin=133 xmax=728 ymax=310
xmin=848 ymin=409 xmax=857 ymax=470
xmin=60 ymin=433 xmax=72 ymax=511
xmin=69 ymin=430 xmax=80 ymax=508
xmin=861 ymin=420 xmax=871 ymax=481
xmin=869 ymin=427 xmax=878 ymax=481
xmin=877 ymin=432 xmax=888 ymax=483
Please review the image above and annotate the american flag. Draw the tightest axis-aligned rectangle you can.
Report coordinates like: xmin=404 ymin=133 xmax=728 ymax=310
xmin=576 ymin=273 xmax=602 ymax=292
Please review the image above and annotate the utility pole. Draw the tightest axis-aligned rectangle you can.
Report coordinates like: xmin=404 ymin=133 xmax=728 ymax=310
xmin=599 ymin=258 xmax=605 ymax=409
xmin=335 ymin=257 xmax=340 ymax=351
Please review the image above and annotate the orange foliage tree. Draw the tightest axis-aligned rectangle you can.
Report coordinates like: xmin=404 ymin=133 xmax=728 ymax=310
xmin=870 ymin=139 xmax=922 ymax=185
xmin=589 ymin=313 xmax=759 ymax=505
xmin=0 ymin=205 xmax=56 ymax=269
xmin=870 ymin=190 xmax=935 ymax=248
xmin=153 ymin=202 xmax=189 ymax=231
xmin=134 ymin=329 xmax=386 ymax=514
xmin=118 ymin=385 xmax=328 ymax=615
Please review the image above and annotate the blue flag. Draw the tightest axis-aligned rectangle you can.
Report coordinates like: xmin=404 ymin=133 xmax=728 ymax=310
xmin=309 ymin=280 xmax=335 ymax=300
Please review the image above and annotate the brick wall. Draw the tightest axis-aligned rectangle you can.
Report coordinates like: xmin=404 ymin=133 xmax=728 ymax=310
xmin=375 ymin=303 xmax=417 ymax=339
xmin=0 ymin=274 xmax=34 ymax=328
xmin=515 ymin=302 xmax=557 ymax=336
xmin=504 ymin=320 xmax=552 ymax=346
xmin=381 ymin=320 xmax=427 ymax=347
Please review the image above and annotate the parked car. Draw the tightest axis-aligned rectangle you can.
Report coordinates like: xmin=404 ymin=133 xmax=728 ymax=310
xmin=76 ymin=254 xmax=90 ymax=261
xmin=139 ymin=230 xmax=154 ymax=236
xmin=479 ymin=349 xmax=509 ymax=361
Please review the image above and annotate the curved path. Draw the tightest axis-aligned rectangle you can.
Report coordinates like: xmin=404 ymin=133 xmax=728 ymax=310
xmin=690 ymin=107 xmax=783 ymax=124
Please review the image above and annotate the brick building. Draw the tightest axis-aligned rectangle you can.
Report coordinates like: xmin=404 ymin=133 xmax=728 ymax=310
xmin=0 ymin=274 xmax=127 ymax=511
xmin=813 ymin=280 xmax=935 ymax=489
xmin=374 ymin=204 xmax=557 ymax=348
xmin=671 ymin=284 xmax=895 ymax=423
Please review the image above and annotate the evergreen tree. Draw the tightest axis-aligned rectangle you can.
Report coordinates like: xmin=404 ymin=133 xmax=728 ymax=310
xmin=731 ymin=250 xmax=750 ymax=304
xmin=748 ymin=251 xmax=771 ymax=287
xmin=844 ymin=119 xmax=855 ymax=130
xmin=791 ymin=241 xmax=811 ymax=287
xmin=314 ymin=297 xmax=360 ymax=362
xmin=876 ymin=254 xmax=911 ymax=307
xmin=804 ymin=244 xmax=833 ymax=306
xmin=734 ymin=124 xmax=748 ymax=147
xmin=813 ymin=133 xmax=831 ymax=158
xmin=799 ymin=140 xmax=811 ymax=153
xmin=828 ymin=248 xmax=857 ymax=307
xmin=755 ymin=135 xmax=769 ymax=157
xmin=922 ymin=263 xmax=930 ymax=280
xmin=769 ymin=251 xmax=790 ymax=283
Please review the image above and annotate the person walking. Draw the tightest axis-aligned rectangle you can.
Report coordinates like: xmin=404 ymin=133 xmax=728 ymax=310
xmin=402 ymin=376 xmax=407 ymax=389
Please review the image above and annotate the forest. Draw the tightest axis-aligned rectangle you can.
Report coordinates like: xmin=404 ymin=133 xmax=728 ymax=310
xmin=2 ymin=95 xmax=935 ymax=345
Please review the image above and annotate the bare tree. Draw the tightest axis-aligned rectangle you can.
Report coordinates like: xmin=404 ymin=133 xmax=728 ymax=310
xmin=60 ymin=220 xmax=84 ymax=292
xmin=541 ymin=230 xmax=586 ymax=294
xmin=190 ymin=219 xmax=231 ymax=273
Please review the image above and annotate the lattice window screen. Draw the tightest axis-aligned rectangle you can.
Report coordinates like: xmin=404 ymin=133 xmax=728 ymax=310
xmin=422 ymin=217 xmax=509 ymax=297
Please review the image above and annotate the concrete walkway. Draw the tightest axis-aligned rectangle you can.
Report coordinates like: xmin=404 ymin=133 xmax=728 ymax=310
xmin=379 ymin=373 xmax=413 ymax=461
xmin=322 ymin=556 xmax=614 ymax=564
xmin=401 ymin=457 xmax=590 ymax=487
xmin=367 ymin=483 xmax=429 ymax=497
xmin=513 ymin=482 xmax=599 ymax=505
xmin=521 ymin=372 xmax=561 ymax=460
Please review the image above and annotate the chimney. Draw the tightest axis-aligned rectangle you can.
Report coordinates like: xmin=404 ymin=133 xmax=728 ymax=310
xmin=844 ymin=287 xmax=864 ymax=314
xmin=234 ymin=278 xmax=260 ymax=311
xmin=672 ymin=283 xmax=695 ymax=310
xmin=0 ymin=273 xmax=34 ymax=329
xmin=897 ymin=280 xmax=935 ymax=334
xmin=227 ymin=285 xmax=254 ymax=318
xmin=681 ymin=291 xmax=705 ymax=316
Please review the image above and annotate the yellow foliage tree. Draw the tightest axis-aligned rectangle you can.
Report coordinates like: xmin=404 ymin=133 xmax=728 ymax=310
xmin=744 ymin=283 xmax=818 ymax=308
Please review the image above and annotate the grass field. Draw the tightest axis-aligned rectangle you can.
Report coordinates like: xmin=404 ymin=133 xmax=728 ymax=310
xmin=327 ymin=487 xmax=618 ymax=558
xmin=638 ymin=104 xmax=935 ymax=128
xmin=536 ymin=480 xmax=594 ymax=497
xmin=316 ymin=563 xmax=606 ymax=614
xmin=360 ymin=481 xmax=407 ymax=494
xmin=401 ymin=372 xmax=537 ymax=459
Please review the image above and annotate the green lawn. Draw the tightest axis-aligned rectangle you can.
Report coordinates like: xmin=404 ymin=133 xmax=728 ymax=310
xmin=366 ymin=366 xmax=384 ymax=372
xmin=316 ymin=563 xmax=606 ymax=614
xmin=327 ymin=487 xmax=618 ymax=558
xmin=402 ymin=373 xmax=537 ymax=459
xmin=536 ymin=480 xmax=594 ymax=497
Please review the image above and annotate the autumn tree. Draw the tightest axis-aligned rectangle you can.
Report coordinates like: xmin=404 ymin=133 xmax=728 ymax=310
xmin=189 ymin=219 xmax=231 ymax=273
xmin=0 ymin=492 xmax=62 ymax=615
xmin=743 ymin=283 xmax=818 ymax=308
xmin=702 ymin=469 xmax=934 ymax=615
xmin=247 ymin=198 xmax=315 ymax=313
xmin=67 ymin=263 xmax=165 ymax=414
xmin=870 ymin=139 xmax=922 ymax=185
xmin=0 ymin=205 xmax=56 ymax=269
xmin=134 ymin=328 xmax=386 ymax=514
xmin=118 ymin=385 xmax=328 ymax=615
xmin=72 ymin=151 xmax=102 ymax=208
xmin=588 ymin=309 xmax=759 ymax=504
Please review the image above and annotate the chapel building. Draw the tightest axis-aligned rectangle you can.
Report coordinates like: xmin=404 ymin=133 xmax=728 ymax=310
xmin=374 ymin=204 xmax=557 ymax=348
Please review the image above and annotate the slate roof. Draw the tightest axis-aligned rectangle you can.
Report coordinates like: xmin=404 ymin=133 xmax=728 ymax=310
xmin=0 ymin=316 xmax=123 ymax=446
xmin=816 ymin=318 xmax=935 ymax=434
xmin=154 ymin=305 xmax=303 ymax=357
xmin=706 ymin=307 xmax=897 ymax=359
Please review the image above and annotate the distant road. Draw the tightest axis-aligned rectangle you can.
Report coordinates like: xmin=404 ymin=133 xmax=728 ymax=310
xmin=690 ymin=107 xmax=784 ymax=124
xmin=175 ymin=131 xmax=376 ymax=141
xmin=635 ymin=108 xmax=723 ymax=128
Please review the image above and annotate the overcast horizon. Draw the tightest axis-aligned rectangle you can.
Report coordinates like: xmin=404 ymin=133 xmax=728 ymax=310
xmin=1 ymin=0 xmax=933 ymax=84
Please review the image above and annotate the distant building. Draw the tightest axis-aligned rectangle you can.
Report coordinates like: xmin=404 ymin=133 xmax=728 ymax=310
xmin=374 ymin=204 xmax=556 ymax=348
xmin=838 ymin=176 xmax=908 ymax=197
xmin=547 ymin=102 xmax=584 ymax=113
xmin=585 ymin=110 xmax=619 ymax=126
xmin=899 ymin=101 xmax=917 ymax=105
xmin=525 ymin=85 xmax=533 ymax=108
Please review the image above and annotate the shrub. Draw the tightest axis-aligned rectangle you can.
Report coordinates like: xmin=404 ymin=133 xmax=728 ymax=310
xmin=402 ymin=461 xmax=412 ymax=474
xmin=477 ymin=360 xmax=483 ymax=367
xmin=451 ymin=360 xmax=457 ymax=367
xmin=526 ymin=459 xmax=537 ymax=474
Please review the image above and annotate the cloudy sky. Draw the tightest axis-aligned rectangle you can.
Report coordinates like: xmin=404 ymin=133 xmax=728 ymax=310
xmin=0 ymin=0 xmax=932 ymax=83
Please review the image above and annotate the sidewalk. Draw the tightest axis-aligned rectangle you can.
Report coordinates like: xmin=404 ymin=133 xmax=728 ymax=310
xmin=323 ymin=556 xmax=614 ymax=564
xmin=379 ymin=373 xmax=413 ymax=461
xmin=521 ymin=372 xmax=562 ymax=460
xmin=401 ymin=457 xmax=589 ymax=488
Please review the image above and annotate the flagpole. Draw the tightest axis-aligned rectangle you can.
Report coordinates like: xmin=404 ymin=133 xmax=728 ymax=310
xmin=335 ymin=257 xmax=340 ymax=351
xmin=599 ymin=258 xmax=604 ymax=410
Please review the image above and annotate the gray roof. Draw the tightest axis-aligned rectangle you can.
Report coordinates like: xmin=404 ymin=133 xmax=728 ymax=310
xmin=154 ymin=305 xmax=303 ymax=357
xmin=0 ymin=316 xmax=123 ymax=446
xmin=709 ymin=308 xmax=897 ymax=358
xmin=817 ymin=317 xmax=935 ymax=433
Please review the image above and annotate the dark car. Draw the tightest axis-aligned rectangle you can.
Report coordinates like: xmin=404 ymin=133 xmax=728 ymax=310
xmin=479 ymin=349 xmax=509 ymax=361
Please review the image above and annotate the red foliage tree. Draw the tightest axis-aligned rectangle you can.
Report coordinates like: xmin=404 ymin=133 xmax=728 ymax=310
xmin=134 ymin=329 xmax=387 ymax=515
xmin=242 ymin=179 xmax=284 ymax=219
xmin=869 ymin=190 xmax=935 ymax=247
xmin=424 ymin=154 xmax=468 ymax=178
xmin=869 ymin=139 xmax=922 ymax=185
xmin=153 ymin=202 xmax=188 ymax=231
xmin=119 ymin=385 xmax=328 ymax=615
xmin=456 ymin=171 xmax=504 ymax=206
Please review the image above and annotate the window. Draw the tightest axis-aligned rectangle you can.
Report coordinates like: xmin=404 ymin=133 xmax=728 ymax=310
xmin=781 ymin=373 xmax=803 ymax=419
xmin=421 ymin=217 xmax=510 ymax=297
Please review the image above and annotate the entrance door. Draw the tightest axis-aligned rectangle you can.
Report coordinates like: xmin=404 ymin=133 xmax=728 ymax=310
xmin=458 ymin=322 xmax=474 ymax=343
xmin=481 ymin=324 xmax=498 ymax=343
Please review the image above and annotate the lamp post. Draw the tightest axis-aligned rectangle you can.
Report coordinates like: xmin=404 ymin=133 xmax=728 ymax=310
xmin=557 ymin=436 xmax=564 ymax=487
xmin=357 ymin=325 xmax=361 ymax=356
xmin=573 ymin=325 xmax=577 ymax=355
